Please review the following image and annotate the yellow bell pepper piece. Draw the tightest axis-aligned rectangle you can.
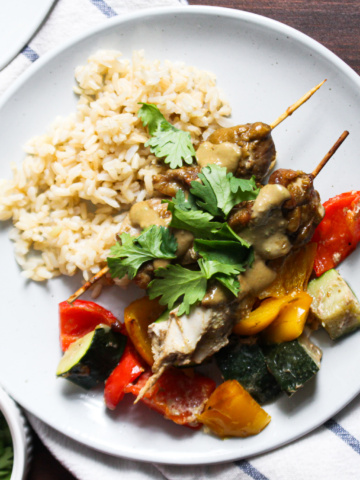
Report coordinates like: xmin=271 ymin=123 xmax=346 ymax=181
xmin=258 ymin=243 xmax=317 ymax=299
xmin=197 ymin=380 xmax=271 ymax=438
xmin=233 ymin=293 xmax=296 ymax=336
xmin=261 ymin=292 xmax=312 ymax=344
xmin=124 ymin=296 xmax=166 ymax=366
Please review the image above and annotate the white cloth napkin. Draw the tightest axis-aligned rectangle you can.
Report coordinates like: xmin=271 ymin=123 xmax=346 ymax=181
xmin=2 ymin=1 xmax=360 ymax=479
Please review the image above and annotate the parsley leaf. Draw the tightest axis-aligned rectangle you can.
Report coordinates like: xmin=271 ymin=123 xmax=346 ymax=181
xmin=107 ymin=226 xmax=177 ymax=279
xmin=148 ymin=264 xmax=207 ymax=316
xmin=190 ymin=165 xmax=259 ymax=218
xmin=138 ymin=103 xmax=196 ymax=169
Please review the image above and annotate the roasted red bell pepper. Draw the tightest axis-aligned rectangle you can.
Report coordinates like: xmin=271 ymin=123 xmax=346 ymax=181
xmin=59 ymin=300 xmax=123 ymax=351
xmin=125 ymin=369 xmax=216 ymax=428
xmin=104 ymin=342 xmax=145 ymax=410
xmin=312 ymin=191 xmax=360 ymax=276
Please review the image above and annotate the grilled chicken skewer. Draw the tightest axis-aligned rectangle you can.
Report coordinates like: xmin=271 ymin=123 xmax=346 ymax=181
xmin=153 ymin=80 xmax=327 ymax=196
xmin=67 ymin=81 xmax=327 ymax=304
xmin=133 ymin=131 xmax=349 ymax=402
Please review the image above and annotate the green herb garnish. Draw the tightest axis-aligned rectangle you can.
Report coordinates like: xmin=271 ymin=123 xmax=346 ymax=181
xmin=108 ymin=112 xmax=260 ymax=315
xmin=0 ymin=412 xmax=13 ymax=480
xmin=190 ymin=164 xmax=259 ymax=218
xmin=148 ymin=258 xmax=244 ymax=316
xmin=138 ymin=103 xmax=196 ymax=169
xmin=107 ymin=226 xmax=177 ymax=279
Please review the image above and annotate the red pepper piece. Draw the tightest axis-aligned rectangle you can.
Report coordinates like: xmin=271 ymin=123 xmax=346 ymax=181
xmin=59 ymin=300 xmax=123 ymax=351
xmin=312 ymin=191 xmax=360 ymax=276
xmin=125 ymin=369 xmax=216 ymax=428
xmin=104 ymin=342 xmax=145 ymax=410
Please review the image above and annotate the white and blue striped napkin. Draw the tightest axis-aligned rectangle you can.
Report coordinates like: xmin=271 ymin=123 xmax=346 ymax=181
xmin=2 ymin=1 xmax=360 ymax=479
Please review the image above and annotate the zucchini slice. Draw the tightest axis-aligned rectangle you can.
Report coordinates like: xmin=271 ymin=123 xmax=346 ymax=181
xmin=215 ymin=339 xmax=281 ymax=404
xmin=264 ymin=334 xmax=322 ymax=396
xmin=56 ymin=324 xmax=126 ymax=389
xmin=307 ymin=269 xmax=360 ymax=340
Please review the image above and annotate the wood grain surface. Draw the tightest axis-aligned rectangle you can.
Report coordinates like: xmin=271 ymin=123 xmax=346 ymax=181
xmin=27 ymin=1 xmax=360 ymax=478
xmin=189 ymin=0 xmax=360 ymax=74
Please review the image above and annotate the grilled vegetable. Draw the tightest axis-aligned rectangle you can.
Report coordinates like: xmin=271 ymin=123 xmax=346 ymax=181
xmin=264 ymin=334 xmax=322 ymax=396
xmin=307 ymin=269 xmax=360 ymax=340
xmin=104 ymin=341 xmax=144 ymax=410
xmin=215 ymin=340 xmax=280 ymax=404
xmin=124 ymin=296 xmax=166 ymax=365
xmin=197 ymin=379 xmax=271 ymax=438
xmin=56 ymin=325 xmax=126 ymax=389
xmin=59 ymin=300 xmax=121 ymax=351
xmin=233 ymin=292 xmax=307 ymax=336
xmin=125 ymin=368 xmax=216 ymax=428
xmin=261 ymin=292 xmax=312 ymax=344
xmin=311 ymin=191 xmax=360 ymax=276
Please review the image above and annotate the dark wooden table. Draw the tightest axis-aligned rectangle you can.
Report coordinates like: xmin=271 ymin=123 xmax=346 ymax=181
xmin=27 ymin=1 xmax=360 ymax=478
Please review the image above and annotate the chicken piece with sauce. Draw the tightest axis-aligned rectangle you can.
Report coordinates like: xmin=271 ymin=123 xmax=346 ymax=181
xmin=153 ymin=122 xmax=276 ymax=197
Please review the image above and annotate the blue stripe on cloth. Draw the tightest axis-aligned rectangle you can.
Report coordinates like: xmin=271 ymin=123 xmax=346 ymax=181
xmin=89 ymin=0 xmax=117 ymax=18
xmin=235 ymin=460 xmax=269 ymax=480
xmin=21 ymin=45 xmax=39 ymax=62
xmin=324 ymin=418 xmax=360 ymax=455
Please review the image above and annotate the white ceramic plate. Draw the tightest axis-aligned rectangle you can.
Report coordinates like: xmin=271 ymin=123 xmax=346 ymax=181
xmin=0 ymin=0 xmax=56 ymax=70
xmin=0 ymin=6 xmax=360 ymax=465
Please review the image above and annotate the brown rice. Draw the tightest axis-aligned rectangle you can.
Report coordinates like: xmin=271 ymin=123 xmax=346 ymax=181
xmin=0 ymin=50 xmax=231 ymax=281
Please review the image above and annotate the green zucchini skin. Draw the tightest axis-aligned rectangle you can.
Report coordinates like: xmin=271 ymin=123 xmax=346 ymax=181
xmin=215 ymin=339 xmax=281 ymax=404
xmin=56 ymin=325 xmax=127 ymax=389
xmin=264 ymin=336 xmax=321 ymax=396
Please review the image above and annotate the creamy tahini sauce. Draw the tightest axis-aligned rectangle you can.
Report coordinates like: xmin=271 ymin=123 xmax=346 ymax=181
xmin=129 ymin=201 xmax=166 ymax=229
xmin=240 ymin=184 xmax=292 ymax=260
xmin=196 ymin=141 xmax=241 ymax=173
xmin=202 ymin=283 xmax=230 ymax=306
xmin=252 ymin=184 xmax=291 ymax=219
xmin=239 ymin=256 xmax=277 ymax=297
xmin=173 ymin=229 xmax=194 ymax=257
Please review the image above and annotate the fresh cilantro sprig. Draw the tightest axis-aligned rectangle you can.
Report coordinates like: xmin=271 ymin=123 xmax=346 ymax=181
xmin=148 ymin=258 xmax=244 ymax=316
xmin=138 ymin=103 xmax=196 ymax=169
xmin=107 ymin=226 xmax=177 ymax=279
xmin=190 ymin=164 xmax=259 ymax=218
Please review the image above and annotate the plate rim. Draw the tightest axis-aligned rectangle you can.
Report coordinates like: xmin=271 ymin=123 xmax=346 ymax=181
xmin=1 ymin=4 xmax=360 ymax=465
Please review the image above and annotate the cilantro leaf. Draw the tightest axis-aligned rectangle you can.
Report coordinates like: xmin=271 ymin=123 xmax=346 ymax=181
xmin=148 ymin=264 xmax=207 ymax=316
xmin=194 ymin=239 xmax=252 ymax=269
xmin=138 ymin=103 xmax=196 ymax=169
xmin=137 ymin=103 xmax=166 ymax=135
xmin=189 ymin=170 xmax=220 ymax=216
xmin=163 ymin=189 xmax=199 ymax=212
xmin=166 ymin=200 xmax=224 ymax=239
xmin=198 ymin=258 xmax=242 ymax=278
xmin=215 ymin=274 xmax=240 ymax=297
xmin=190 ymin=165 xmax=259 ymax=218
xmin=107 ymin=226 xmax=177 ymax=279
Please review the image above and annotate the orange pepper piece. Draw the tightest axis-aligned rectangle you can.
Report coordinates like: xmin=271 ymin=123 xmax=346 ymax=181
xmin=197 ymin=380 xmax=271 ymax=438
xmin=261 ymin=292 xmax=312 ymax=344
xmin=124 ymin=296 xmax=166 ymax=366
xmin=258 ymin=243 xmax=317 ymax=299
xmin=233 ymin=293 xmax=296 ymax=335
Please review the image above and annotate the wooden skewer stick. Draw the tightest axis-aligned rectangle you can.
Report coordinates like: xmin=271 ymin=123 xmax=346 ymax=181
xmin=312 ymin=130 xmax=349 ymax=178
xmin=270 ymin=79 xmax=327 ymax=130
xmin=67 ymin=265 xmax=109 ymax=304
xmin=67 ymin=80 xmax=328 ymax=304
